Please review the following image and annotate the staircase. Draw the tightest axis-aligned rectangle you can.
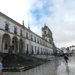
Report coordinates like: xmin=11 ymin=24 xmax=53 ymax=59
xmin=1 ymin=53 xmax=49 ymax=72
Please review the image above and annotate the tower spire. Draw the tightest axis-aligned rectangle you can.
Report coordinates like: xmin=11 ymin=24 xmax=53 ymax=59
xmin=28 ymin=24 xmax=30 ymax=30
xmin=22 ymin=20 xmax=25 ymax=27
xmin=44 ymin=23 xmax=46 ymax=27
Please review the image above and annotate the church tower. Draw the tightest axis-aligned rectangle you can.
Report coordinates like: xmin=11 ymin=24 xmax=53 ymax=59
xmin=42 ymin=24 xmax=53 ymax=44
xmin=42 ymin=24 xmax=57 ymax=55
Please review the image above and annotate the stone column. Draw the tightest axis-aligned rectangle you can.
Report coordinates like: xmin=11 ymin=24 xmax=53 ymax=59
xmin=0 ymin=36 xmax=2 ymax=52
xmin=29 ymin=31 xmax=31 ymax=54
xmin=17 ymin=41 xmax=19 ymax=53
xmin=23 ymin=39 xmax=25 ymax=53
xmin=23 ymin=27 xmax=25 ymax=53
xmin=29 ymin=40 xmax=31 ymax=54
xmin=9 ymin=38 xmax=12 ymax=53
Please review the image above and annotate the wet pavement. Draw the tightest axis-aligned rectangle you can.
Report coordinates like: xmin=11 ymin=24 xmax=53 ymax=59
xmin=3 ymin=55 xmax=75 ymax=75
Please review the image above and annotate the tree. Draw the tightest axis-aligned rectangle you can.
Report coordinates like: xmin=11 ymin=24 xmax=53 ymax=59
xmin=66 ymin=47 xmax=69 ymax=53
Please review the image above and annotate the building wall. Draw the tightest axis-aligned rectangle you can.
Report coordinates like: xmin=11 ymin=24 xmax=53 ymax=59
xmin=69 ymin=46 xmax=75 ymax=53
xmin=0 ymin=12 xmax=54 ymax=55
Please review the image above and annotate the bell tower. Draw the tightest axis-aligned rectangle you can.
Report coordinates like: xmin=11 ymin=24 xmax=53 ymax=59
xmin=42 ymin=24 xmax=53 ymax=43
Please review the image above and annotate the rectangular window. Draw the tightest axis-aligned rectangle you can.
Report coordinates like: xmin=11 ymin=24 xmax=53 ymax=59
xmin=20 ymin=30 xmax=22 ymax=36
xmin=31 ymin=35 xmax=33 ymax=41
xmin=5 ymin=24 xmax=9 ymax=31
xmin=40 ymin=40 xmax=41 ymax=44
xmin=37 ymin=47 xmax=39 ymax=54
xmin=34 ymin=37 xmax=36 ymax=42
xmin=35 ymin=46 xmax=36 ymax=54
xmin=32 ymin=45 xmax=33 ymax=50
xmin=14 ymin=27 xmax=17 ymax=34
xmin=26 ymin=32 xmax=28 ymax=39
xmin=44 ymin=31 xmax=46 ymax=34
xmin=26 ymin=44 xmax=29 ymax=54
xmin=37 ymin=38 xmax=39 ymax=43
xmin=35 ymin=46 xmax=36 ymax=50
xmin=27 ymin=44 xmax=28 ymax=50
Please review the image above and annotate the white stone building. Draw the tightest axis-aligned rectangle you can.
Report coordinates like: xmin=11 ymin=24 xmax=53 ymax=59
xmin=69 ymin=45 xmax=75 ymax=53
xmin=0 ymin=12 xmax=56 ymax=55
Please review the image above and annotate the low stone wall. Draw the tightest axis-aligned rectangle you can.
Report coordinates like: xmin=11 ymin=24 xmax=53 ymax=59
xmin=32 ymin=55 xmax=55 ymax=60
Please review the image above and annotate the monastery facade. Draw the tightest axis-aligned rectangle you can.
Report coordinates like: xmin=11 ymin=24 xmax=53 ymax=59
xmin=0 ymin=12 xmax=56 ymax=55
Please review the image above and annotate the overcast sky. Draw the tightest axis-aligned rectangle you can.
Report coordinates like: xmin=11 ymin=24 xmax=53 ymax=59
xmin=0 ymin=0 xmax=75 ymax=48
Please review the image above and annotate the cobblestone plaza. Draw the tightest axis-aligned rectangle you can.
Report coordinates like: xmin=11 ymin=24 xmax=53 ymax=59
xmin=3 ymin=56 xmax=75 ymax=75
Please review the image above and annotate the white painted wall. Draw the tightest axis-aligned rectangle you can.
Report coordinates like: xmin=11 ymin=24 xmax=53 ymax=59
xmin=0 ymin=13 xmax=54 ymax=55
xmin=0 ymin=16 xmax=24 ymax=37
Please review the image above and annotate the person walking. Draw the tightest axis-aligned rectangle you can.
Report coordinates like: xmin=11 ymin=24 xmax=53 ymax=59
xmin=64 ymin=54 xmax=69 ymax=63
xmin=0 ymin=57 xmax=3 ymax=75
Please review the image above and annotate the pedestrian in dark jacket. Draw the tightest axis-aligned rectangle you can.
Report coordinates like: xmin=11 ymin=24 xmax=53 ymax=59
xmin=64 ymin=54 xmax=69 ymax=63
